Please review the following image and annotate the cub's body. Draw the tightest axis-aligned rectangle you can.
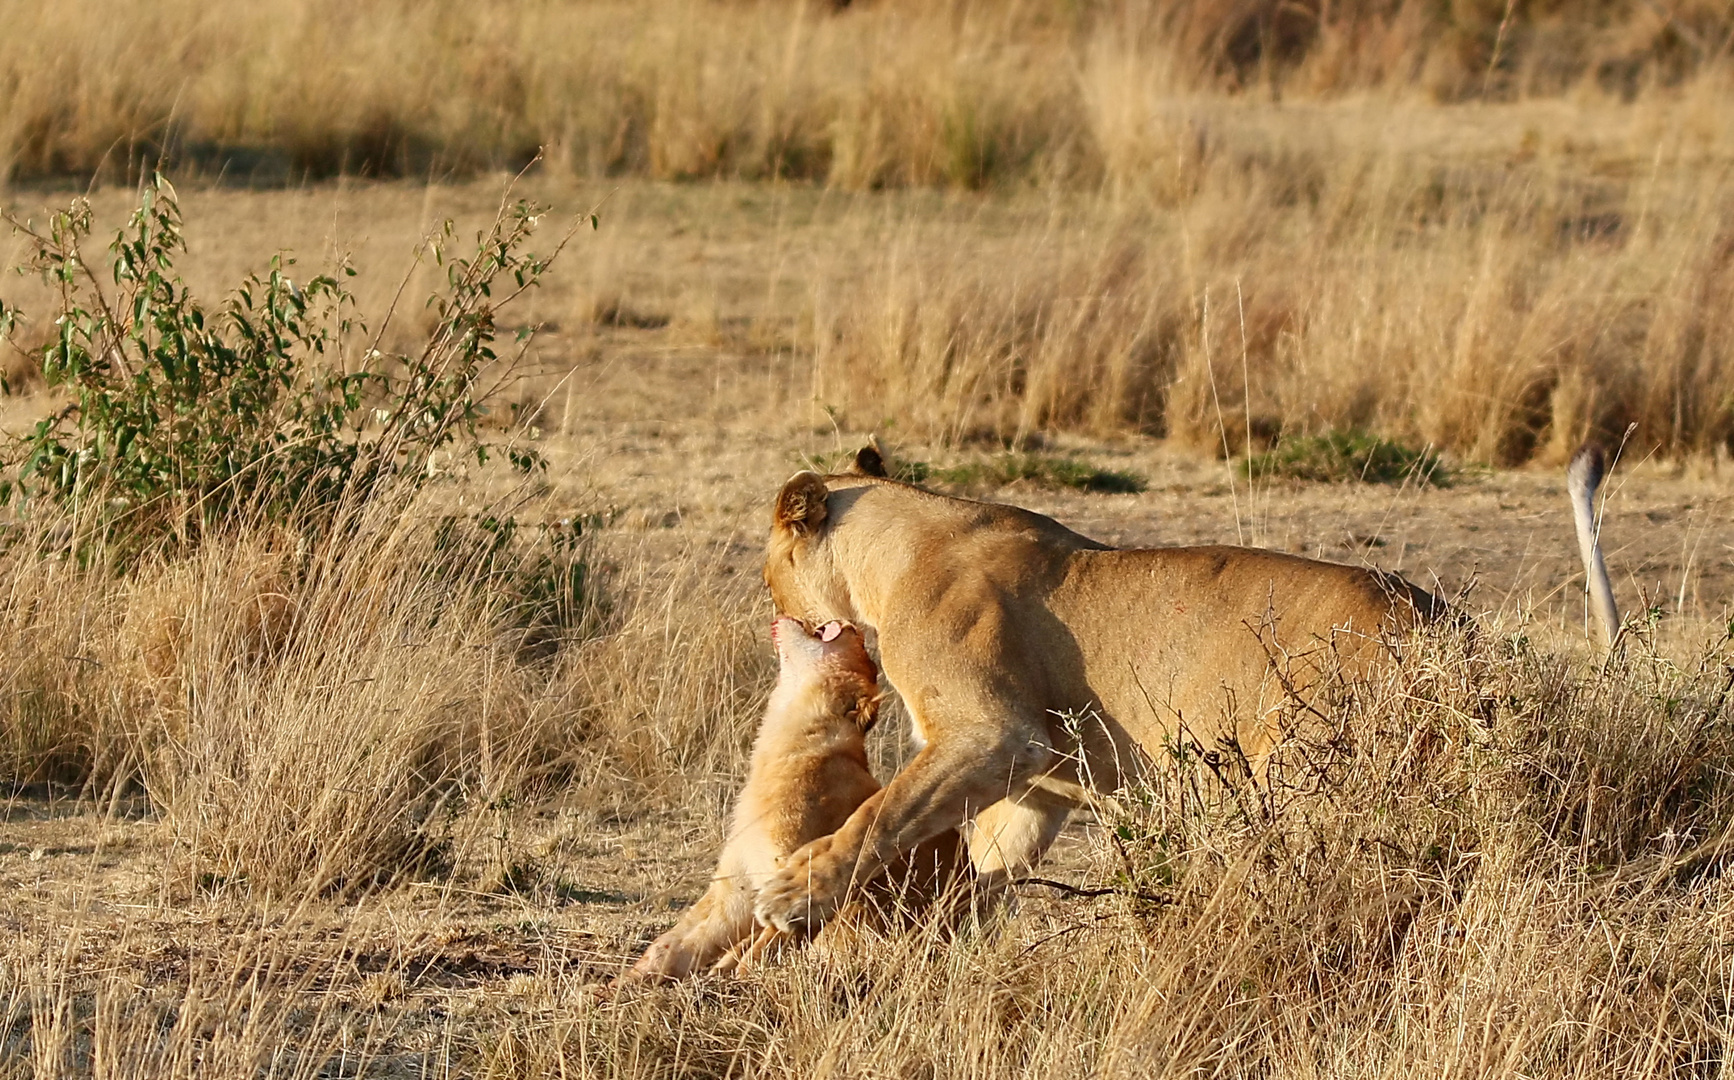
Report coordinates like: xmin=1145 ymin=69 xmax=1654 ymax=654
xmin=628 ymin=617 xmax=886 ymax=980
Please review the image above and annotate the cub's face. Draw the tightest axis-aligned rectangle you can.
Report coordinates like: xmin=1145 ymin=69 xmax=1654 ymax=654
xmin=770 ymin=616 xmax=880 ymax=733
xmin=765 ymin=471 xmax=853 ymax=626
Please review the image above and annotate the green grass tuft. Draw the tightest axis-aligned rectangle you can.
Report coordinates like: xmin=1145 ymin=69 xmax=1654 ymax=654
xmin=932 ymin=453 xmax=1145 ymax=494
xmin=801 ymin=448 xmax=935 ymax=485
xmin=1244 ymin=431 xmax=1450 ymax=486
xmin=801 ymin=449 xmax=1145 ymax=494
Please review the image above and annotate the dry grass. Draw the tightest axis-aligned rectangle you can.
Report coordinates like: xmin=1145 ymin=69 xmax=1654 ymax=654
xmin=11 ymin=598 xmax=1734 ymax=1076
xmin=3 ymin=0 xmax=1729 ymax=187
xmin=0 ymin=491 xmax=775 ymax=900
xmin=8 ymin=11 xmax=1734 ymax=464
xmin=557 ymin=541 xmax=774 ymax=809
xmin=804 ymin=90 xmax=1734 ymax=460
xmin=3 ymin=7 xmax=1734 ymax=1072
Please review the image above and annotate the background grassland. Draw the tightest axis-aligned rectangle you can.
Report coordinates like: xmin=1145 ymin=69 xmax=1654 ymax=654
xmin=3 ymin=0 xmax=1730 ymax=187
xmin=2 ymin=179 xmax=1732 ymax=1076
xmin=6 ymin=1 xmax=1734 ymax=463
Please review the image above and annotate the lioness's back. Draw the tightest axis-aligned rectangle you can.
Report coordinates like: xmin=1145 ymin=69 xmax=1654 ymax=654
xmin=1064 ymin=545 xmax=1435 ymax=626
xmin=1051 ymin=545 xmax=1438 ymax=753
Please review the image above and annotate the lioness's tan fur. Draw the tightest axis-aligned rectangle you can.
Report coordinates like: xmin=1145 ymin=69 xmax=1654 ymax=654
xmin=753 ymin=452 xmax=1444 ymax=933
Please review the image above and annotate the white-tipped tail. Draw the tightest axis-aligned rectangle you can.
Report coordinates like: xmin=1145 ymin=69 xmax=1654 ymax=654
xmin=1566 ymin=443 xmax=1619 ymax=649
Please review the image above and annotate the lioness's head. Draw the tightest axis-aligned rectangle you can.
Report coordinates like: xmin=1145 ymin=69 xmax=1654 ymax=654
xmin=765 ymin=470 xmax=854 ymax=626
xmin=769 ymin=616 xmax=880 ymax=733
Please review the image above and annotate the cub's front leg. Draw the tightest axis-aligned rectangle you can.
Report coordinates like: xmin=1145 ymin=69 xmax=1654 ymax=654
xmin=622 ymin=873 xmax=755 ymax=982
xmin=753 ymin=723 xmax=1051 ymax=935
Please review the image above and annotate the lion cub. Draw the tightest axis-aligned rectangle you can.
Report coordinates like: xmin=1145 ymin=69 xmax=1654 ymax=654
xmin=627 ymin=616 xmax=897 ymax=980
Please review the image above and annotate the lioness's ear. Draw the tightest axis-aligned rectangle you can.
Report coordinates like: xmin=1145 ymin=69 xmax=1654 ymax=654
xmin=850 ymin=445 xmax=887 ymax=477
xmin=774 ymin=471 xmax=830 ymax=535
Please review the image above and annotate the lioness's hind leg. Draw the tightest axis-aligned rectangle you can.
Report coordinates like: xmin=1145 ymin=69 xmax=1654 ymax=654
xmin=966 ymin=795 xmax=1070 ymax=894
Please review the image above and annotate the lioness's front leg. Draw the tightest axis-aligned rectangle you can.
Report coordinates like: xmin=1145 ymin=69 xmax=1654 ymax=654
xmin=754 ymin=725 xmax=1051 ymax=934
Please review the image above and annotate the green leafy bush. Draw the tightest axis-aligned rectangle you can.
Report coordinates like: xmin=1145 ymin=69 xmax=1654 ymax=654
xmin=0 ymin=174 xmax=573 ymax=553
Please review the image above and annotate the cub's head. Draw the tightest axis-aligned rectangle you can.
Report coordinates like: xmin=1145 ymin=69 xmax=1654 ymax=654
xmin=770 ymin=616 xmax=881 ymax=732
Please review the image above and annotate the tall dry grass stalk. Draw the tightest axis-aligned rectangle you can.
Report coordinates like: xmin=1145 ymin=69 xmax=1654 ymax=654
xmin=811 ymin=228 xmax=1173 ymax=444
xmin=140 ymin=504 xmax=557 ymax=897
xmin=555 ymin=540 xmax=773 ymax=811
xmin=1 ymin=0 xmax=1728 ymax=187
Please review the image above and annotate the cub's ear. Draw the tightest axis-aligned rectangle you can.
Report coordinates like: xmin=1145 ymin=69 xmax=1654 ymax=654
xmin=850 ymin=445 xmax=888 ymax=477
xmin=851 ymin=692 xmax=885 ymax=734
xmin=774 ymin=471 xmax=830 ymax=535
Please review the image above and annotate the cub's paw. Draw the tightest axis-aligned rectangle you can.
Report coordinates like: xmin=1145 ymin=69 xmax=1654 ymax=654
xmin=618 ymin=936 xmax=686 ymax=985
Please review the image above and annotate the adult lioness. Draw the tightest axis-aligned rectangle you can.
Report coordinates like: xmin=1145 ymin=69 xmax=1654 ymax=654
xmin=751 ymin=448 xmax=1446 ymax=935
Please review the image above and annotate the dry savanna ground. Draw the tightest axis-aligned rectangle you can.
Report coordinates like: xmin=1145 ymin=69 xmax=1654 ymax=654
xmin=3 ymin=6 xmax=1734 ymax=1074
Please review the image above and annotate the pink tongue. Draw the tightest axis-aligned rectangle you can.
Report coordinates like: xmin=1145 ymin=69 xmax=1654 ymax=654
xmin=819 ymin=621 xmax=844 ymax=642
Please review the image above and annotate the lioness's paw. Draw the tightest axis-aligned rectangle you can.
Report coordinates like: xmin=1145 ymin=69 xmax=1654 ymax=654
xmin=753 ymin=878 xmax=827 ymax=935
xmin=753 ymin=848 xmax=842 ymax=935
